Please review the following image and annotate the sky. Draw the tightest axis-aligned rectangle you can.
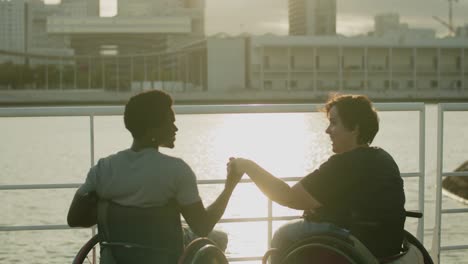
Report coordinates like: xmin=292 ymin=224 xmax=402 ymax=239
xmin=44 ymin=0 xmax=468 ymax=37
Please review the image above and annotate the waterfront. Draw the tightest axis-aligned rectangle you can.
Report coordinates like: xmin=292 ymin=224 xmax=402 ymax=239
xmin=1 ymin=89 xmax=468 ymax=106
xmin=0 ymin=104 xmax=468 ymax=263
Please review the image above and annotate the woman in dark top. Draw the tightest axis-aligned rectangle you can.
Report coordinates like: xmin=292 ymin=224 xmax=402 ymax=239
xmin=228 ymin=94 xmax=406 ymax=259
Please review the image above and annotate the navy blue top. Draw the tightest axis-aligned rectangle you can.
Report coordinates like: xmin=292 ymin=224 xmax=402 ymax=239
xmin=300 ymin=147 xmax=406 ymax=258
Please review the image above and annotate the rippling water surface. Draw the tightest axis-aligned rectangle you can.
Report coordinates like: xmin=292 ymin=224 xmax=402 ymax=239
xmin=1 ymin=105 xmax=467 ymax=263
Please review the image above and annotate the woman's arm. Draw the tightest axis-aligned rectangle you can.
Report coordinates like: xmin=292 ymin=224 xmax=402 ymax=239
xmin=230 ymin=158 xmax=321 ymax=210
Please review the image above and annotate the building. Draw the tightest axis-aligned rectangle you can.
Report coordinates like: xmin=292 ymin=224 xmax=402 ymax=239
xmin=288 ymin=0 xmax=336 ymax=36
xmin=456 ymin=24 xmax=468 ymax=38
xmin=372 ymin=13 xmax=435 ymax=39
xmin=58 ymin=0 xmax=99 ymax=17
xmin=164 ymin=31 xmax=467 ymax=97
xmin=0 ymin=0 xmax=29 ymax=55
xmin=118 ymin=0 xmax=204 ymax=36
xmin=47 ymin=0 xmax=205 ymax=56
xmin=0 ymin=0 xmax=73 ymax=65
xmin=245 ymin=35 xmax=467 ymax=94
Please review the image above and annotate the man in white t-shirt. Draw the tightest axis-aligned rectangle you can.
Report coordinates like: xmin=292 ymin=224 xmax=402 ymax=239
xmin=67 ymin=90 xmax=241 ymax=263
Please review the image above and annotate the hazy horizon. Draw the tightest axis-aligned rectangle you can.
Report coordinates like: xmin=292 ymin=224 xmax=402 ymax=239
xmin=38 ymin=0 xmax=468 ymax=37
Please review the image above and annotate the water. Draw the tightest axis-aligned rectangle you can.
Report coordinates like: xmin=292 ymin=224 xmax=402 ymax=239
xmin=1 ymin=105 xmax=468 ymax=263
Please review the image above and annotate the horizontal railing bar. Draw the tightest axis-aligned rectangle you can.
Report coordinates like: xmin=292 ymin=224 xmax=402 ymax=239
xmin=401 ymin=172 xmax=422 ymax=178
xmin=0 ymin=177 xmax=303 ymax=190
xmin=0 ymin=172 xmax=420 ymax=191
xmin=0 ymin=103 xmax=425 ymax=118
xmin=0 ymin=225 xmax=70 ymax=232
xmin=228 ymin=256 xmax=263 ymax=262
xmin=0 ymin=216 xmax=300 ymax=232
xmin=0 ymin=183 xmax=81 ymax=190
xmin=441 ymin=245 xmax=468 ymax=251
xmin=441 ymin=208 xmax=468 ymax=214
xmin=439 ymin=103 xmax=468 ymax=112
xmin=219 ymin=216 xmax=299 ymax=223
xmin=442 ymin=171 xmax=468 ymax=177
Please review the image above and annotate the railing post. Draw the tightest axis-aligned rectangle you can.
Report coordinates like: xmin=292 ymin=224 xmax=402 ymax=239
xmin=432 ymin=104 xmax=443 ymax=264
xmin=89 ymin=114 xmax=97 ymax=263
xmin=417 ymin=105 xmax=426 ymax=242
xmin=267 ymin=199 xmax=273 ymax=249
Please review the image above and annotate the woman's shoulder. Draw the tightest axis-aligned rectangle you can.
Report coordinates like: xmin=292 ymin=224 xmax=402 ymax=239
xmin=334 ymin=146 xmax=395 ymax=164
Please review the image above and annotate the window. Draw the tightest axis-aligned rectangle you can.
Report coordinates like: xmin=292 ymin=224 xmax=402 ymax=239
xmin=263 ymin=56 xmax=270 ymax=69
xmin=290 ymin=55 xmax=295 ymax=69
xmin=433 ymin=57 xmax=438 ymax=70
xmin=315 ymin=56 xmax=320 ymax=69
xmin=384 ymin=80 xmax=390 ymax=90
xmin=430 ymin=80 xmax=438 ymax=89
xmin=407 ymin=80 xmax=414 ymax=89
xmin=263 ymin=80 xmax=272 ymax=90
xmin=289 ymin=80 xmax=298 ymax=89
xmin=456 ymin=56 xmax=461 ymax=70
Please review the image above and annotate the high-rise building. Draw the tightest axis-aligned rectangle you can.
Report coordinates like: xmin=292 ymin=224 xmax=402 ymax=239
xmin=59 ymin=0 xmax=99 ymax=17
xmin=372 ymin=13 xmax=435 ymax=39
xmin=46 ymin=0 xmax=206 ymax=56
xmin=288 ymin=0 xmax=336 ymax=36
xmin=456 ymin=24 xmax=468 ymax=38
xmin=374 ymin=13 xmax=401 ymax=37
xmin=0 ymin=0 xmax=73 ymax=64
xmin=0 ymin=0 xmax=30 ymax=53
xmin=117 ymin=0 xmax=205 ymax=36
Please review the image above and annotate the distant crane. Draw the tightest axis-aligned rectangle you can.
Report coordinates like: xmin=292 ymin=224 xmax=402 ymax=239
xmin=433 ymin=0 xmax=459 ymax=36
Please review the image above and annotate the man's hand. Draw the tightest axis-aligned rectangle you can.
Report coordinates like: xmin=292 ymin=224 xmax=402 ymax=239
xmin=225 ymin=157 xmax=244 ymax=190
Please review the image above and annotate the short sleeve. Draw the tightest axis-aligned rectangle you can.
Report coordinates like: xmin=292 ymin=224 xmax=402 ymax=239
xmin=299 ymin=154 xmax=353 ymax=207
xmin=77 ymin=165 xmax=98 ymax=195
xmin=175 ymin=160 xmax=201 ymax=206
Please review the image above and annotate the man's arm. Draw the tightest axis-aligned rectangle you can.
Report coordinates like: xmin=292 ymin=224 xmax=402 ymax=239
xmin=232 ymin=158 xmax=321 ymax=210
xmin=67 ymin=191 xmax=98 ymax=227
xmin=180 ymin=168 xmax=241 ymax=237
xmin=180 ymin=187 xmax=235 ymax=237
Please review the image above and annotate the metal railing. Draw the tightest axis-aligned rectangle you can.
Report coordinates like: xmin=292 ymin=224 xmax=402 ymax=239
xmin=0 ymin=103 xmax=427 ymax=262
xmin=432 ymin=103 xmax=468 ymax=263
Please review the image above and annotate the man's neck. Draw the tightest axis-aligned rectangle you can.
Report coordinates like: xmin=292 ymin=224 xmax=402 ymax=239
xmin=131 ymin=139 xmax=158 ymax=152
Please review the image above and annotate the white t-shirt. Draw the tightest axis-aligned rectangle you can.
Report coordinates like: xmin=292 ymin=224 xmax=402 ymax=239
xmin=78 ymin=148 xmax=201 ymax=207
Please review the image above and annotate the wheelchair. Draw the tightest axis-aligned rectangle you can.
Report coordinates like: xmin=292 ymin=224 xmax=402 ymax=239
xmin=72 ymin=235 xmax=227 ymax=264
xmin=262 ymin=211 xmax=434 ymax=264
xmin=72 ymin=198 xmax=228 ymax=264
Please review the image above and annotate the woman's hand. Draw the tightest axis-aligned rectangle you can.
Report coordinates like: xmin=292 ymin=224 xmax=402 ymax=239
xmin=225 ymin=157 xmax=246 ymax=190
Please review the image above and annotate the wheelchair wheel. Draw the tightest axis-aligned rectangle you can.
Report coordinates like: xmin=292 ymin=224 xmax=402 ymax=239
xmin=72 ymin=234 xmax=99 ymax=264
xmin=276 ymin=234 xmax=379 ymax=264
xmin=191 ymin=244 xmax=228 ymax=264
xmin=178 ymin=237 xmax=228 ymax=264
xmin=281 ymin=242 xmax=357 ymax=264
xmin=403 ymin=230 xmax=434 ymax=264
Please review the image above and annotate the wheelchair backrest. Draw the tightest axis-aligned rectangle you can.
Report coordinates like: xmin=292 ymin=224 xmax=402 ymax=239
xmin=97 ymin=199 xmax=183 ymax=264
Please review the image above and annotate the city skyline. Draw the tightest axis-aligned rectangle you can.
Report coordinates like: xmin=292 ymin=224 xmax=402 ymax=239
xmin=42 ymin=0 xmax=468 ymax=37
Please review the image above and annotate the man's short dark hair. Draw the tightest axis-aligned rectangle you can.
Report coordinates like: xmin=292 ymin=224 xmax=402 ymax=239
xmin=124 ymin=90 xmax=173 ymax=139
xmin=324 ymin=94 xmax=379 ymax=144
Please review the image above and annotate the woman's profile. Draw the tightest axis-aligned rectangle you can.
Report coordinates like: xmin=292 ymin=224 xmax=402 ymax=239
xmin=229 ymin=94 xmax=408 ymax=262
